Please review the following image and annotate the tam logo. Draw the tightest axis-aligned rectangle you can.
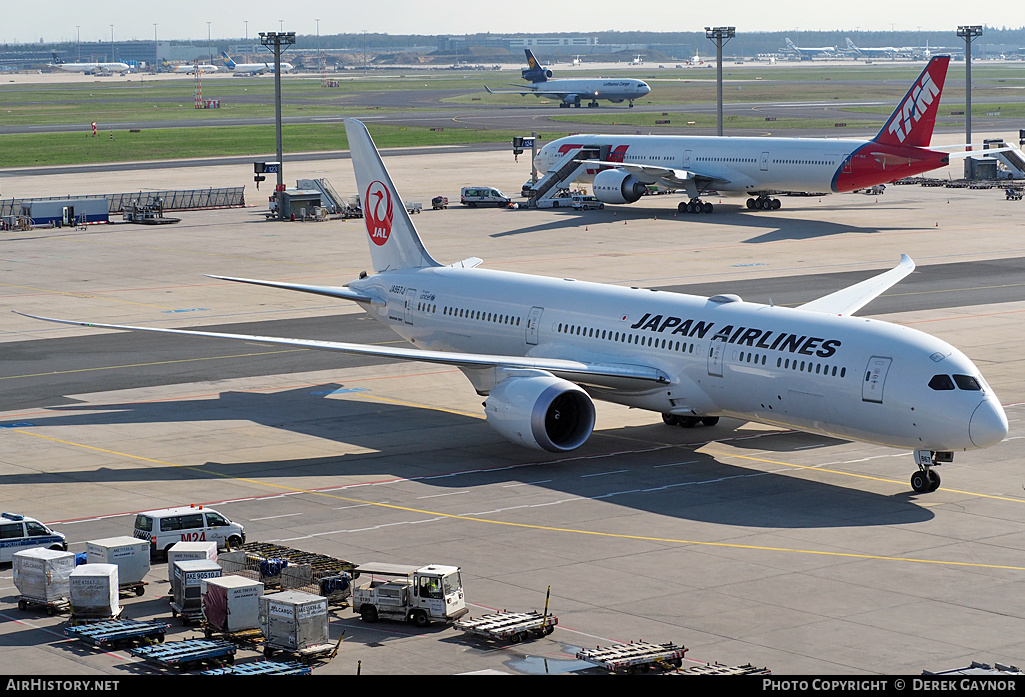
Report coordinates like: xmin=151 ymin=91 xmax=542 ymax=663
xmin=886 ymin=71 xmax=940 ymax=144
xmin=364 ymin=180 xmax=394 ymax=246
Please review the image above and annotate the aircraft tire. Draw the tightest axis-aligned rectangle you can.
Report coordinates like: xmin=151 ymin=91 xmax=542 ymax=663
xmin=926 ymin=470 xmax=941 ymax=492
xmin=662 ymin=414 xmax=680 ymax=426
xmin=701 ymin=417 xmax=719 ymax=426
xmin=702 ymin=202 xmax=714 ymax=214
xmin=911 ymin=471 xmax=930 ymax=493
xmin=678 ymin=417 xmax=700 ymax=428
xmin=771 ymin=198 xmax=782 ymax=210
xmin=746 ymin=198 xmax=755 ymax=209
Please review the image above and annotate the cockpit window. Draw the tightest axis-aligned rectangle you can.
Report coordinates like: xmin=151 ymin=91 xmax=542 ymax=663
xmin=953 ymin=374 xmax=982 ymax=391
xmin=928 ymin=374 xmax=955 ymax=391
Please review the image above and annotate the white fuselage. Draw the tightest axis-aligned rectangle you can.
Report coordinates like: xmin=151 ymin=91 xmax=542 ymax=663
xmin=228 ymin=62 xmax=294 ymax=74
xmin=58 ymin=62 xmax=130 ymax=73
xmin=348 ymin=265 xmax=1006 ymax=453
xmin=531 ymin=77 xmax=650 ymax=103
xmin=174 ymin=65 xmax=219 ymax=73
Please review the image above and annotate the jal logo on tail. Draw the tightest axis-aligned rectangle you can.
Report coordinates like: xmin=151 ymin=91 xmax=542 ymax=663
xmin=886 ymin=70 xmax=941 ymax=144
xmin=364 ymin=180 xmax=394 ymax=246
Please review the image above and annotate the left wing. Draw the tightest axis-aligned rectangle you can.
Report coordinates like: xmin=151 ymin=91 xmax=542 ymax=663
xmin=14 ymin=312 xmax=670 ymax=387
xmin=583 ymin=159 xmax=732 ymax=188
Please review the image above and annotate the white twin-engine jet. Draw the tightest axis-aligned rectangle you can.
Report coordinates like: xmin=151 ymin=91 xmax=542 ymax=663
xmin=18 ymin=119 xmax=1007 ymax=494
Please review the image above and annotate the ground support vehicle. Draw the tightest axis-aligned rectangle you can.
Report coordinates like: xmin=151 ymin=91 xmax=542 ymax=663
xmin=352 ymin=562 xmax=467 ymax=627
xmin=1007 ymin=188 xmax=1023 ymax=201
xmin=405 ymin=201 xmax=422 ymax=214
xmin=201 ymin=660 xmax=312 ymax=675
xmin=1 ymin=512 xmax=68 ymax=562
xmin=431 ymin=196 xmax=448 ymax=210
xmin=576 ymin=641 xmax=687 ymax=674
xmin=455 ymin=611 xmax=556 ymax=643
xmin=129 ymin=639 xmax=236 ymax=672
xmin=64 ymin=619 xmax=169 ymax=649
xmin=16 ymin=596 xmax=70 ymax=616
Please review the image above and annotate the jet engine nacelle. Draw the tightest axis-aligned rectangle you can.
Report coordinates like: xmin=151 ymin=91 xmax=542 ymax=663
xmin=592 ymin=169 xmax=647 ymax=204
xmin=484 ymin=373 xmax=595 ymax=452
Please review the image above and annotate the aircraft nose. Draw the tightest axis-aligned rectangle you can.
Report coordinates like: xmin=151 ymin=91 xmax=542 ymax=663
xmin=969 ymin=399 xmax=1008 ymax=448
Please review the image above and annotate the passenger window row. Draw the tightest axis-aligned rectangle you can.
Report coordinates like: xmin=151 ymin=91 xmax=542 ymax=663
xmin=416 ymin=302 xmax=437 ymax=314
xmin=556 ymin=322 xmax=698 ymax=355
xmin=776 ymin=355 xmax=847 ymax=378
xmin=444 ymin=306 xmax=521 ymax=327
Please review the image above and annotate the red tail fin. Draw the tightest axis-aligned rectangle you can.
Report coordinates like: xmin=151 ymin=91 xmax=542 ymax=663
xmin=873 ymin=56 xmax=950 ymax=148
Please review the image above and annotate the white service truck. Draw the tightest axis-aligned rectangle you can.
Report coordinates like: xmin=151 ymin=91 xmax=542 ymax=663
xmin=351 ymin=562 xmax=467 ymax=627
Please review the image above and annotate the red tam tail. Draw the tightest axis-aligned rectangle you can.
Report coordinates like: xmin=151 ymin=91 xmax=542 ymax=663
xmin=873 ymin=56 xmax=950 ymax=148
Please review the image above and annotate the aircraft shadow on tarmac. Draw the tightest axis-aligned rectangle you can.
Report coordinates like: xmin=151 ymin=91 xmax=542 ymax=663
xmin=488 ymin=205 xmax=916 ymax=243
xmin=1 ymin=384 xmax=933 ymax=528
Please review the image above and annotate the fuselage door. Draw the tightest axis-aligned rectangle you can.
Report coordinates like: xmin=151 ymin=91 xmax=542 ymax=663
xmin=403 ymin=288 xmax=417 ymax=325
xmin=862 ymin=356 xmax=892 ymax=403
xmin=760 ymin=152 xmax=770 ymax=171
xmin=707 ymin=338 xmax=725 ymax=377
xmin=682 ymin=150 xmax=692 ymax=169
xmin=525 ymin=306 xmax=544 ymax=345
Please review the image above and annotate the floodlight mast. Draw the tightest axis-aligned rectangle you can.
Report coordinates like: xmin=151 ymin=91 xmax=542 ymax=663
xmin=259 ymin=31 xmax=296 ymax=211
xmin=705 ymin=27 xmax=736 ymax=136
xmin=957 ymin=25 xmax=982 ymax=178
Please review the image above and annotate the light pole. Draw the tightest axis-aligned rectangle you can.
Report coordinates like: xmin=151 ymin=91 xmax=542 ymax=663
xmin=76 ymin=25 xmax=80 ymax=62
xmin=958 ymin=25 xmax=983 ymax=178
xmin=244 ymin=20 xmax=248 ymax=41
xmin=705 ymin=26 xmax=735 ymax=136
xmin=110 ymin=25 xmax=114 ymax=62
xmin=207 ymin=22 xmax=212 ymax=63
xmin=260 ymin=30 xmax=296 ymax=215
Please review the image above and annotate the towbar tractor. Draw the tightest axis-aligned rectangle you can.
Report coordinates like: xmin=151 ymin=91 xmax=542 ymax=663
xmin=351 ymin=563 xmax=467 ymax=627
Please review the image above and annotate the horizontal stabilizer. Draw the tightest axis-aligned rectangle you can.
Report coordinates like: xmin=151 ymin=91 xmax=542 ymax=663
xmin=797 ymin=255 xmax=915 ymax=316
xmin=205 ymin=275 xmax=379 ymax=304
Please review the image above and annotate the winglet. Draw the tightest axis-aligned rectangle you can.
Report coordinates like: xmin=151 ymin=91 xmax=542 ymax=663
xmin=797 ymin=255 xmax=915 ymax=316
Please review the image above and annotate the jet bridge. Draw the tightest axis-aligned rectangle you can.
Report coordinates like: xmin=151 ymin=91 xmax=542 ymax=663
xmin=527 ymin=146 xmax=601 ymax=207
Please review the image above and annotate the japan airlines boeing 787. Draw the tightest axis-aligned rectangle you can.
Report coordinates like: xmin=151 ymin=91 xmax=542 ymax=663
xmin=18 ymin=118 xmax=1007 ymax=494
xmin=535 ymin=57 xmax=952 ymax=212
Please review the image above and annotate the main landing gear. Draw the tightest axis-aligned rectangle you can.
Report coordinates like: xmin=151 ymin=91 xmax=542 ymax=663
xmin=746 ymin=195 xmax=781 ymax=210
xmin=663 ymin=414 xmax=720 ymax=428
xmin=910 ymin=450 xmax=951 ymax=493
xmin=678 ymin=199 xmax=714 ymax=214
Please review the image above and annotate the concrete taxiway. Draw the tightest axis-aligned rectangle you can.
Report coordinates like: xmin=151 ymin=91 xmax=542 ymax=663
xmin=2 ymin=144 xmax=1025 ymax=675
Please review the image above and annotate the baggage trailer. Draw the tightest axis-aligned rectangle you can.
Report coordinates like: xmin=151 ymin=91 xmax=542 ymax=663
xmin=455 ymin=611 xmax=557 ymax=643
xmin=129 ymin=639 xmax=236 ymax=672
xmin=576 ymin=641 xmax=687 ymax=674
xmin=16 ymin=596 xmax=70 ymax=616
xmin=674 ymin=662 xmax=771 ymax=676
xmin=64 ymin=619 xmax=169 ymax=649
xmin=202 ymin=660 xmax=312 ymax=675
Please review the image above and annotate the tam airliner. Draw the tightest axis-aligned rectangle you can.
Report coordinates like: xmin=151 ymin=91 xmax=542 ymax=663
xmin=535 ymin=57 xmax=954 ymax=213
xmin=18 ymin=118 xmax=1007 ymax=494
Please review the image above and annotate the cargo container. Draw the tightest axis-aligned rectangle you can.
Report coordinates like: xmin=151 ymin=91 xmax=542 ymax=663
xmin=259 ymin=591 xmax=329 ymax=655
xmin=86 ymin=536 xmax=150 ymax=593
xmin=166 ymin=540 xmax=217 ymax=580
xmin=202 ymin=575 xmax=263 ymax=633
xmin=13 ymin=548 xmax=76 ymax=611
xmin=70 ymin=564 xmax=121 ymax=619
xmin=20 ymin=199 xmax=108 ymax=226
xmin=171 ymin=559 xmax=221 ymax=625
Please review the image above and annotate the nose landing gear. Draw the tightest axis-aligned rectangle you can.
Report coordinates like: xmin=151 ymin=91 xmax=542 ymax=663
xmin=911 ymin=450 xmax=951 ymax=493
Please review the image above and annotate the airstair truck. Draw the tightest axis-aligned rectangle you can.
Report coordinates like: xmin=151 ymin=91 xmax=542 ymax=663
xmin=352 ymin=562 xmax=467 ymax=627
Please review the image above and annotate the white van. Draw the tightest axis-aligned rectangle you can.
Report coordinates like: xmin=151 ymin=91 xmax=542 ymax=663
xmin=133 ymin=506 xmax=246 ymax=559
xmin=460 ymin=187 xmax=510 ymax=208
xmin=0 ymin=512 xmax=68 ymax=563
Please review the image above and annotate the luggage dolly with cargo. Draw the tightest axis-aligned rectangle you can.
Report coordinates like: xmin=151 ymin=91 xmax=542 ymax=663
xmin=12 ymin=547 xmax=76 ymax=616
xmin=352 ymin=562 xmax=467 ymax=628
xmin=64 ymin=619 xmax=170 ymax=650
xmin=576 ymin=640 xmax=687 ymax=674
xmin=68 ymin=564 xmax=124 ymax=625
xmin=129 ymin=639 xmax=236 ymax=672
xmin=260 ymin=590 xmax=343 ymax=665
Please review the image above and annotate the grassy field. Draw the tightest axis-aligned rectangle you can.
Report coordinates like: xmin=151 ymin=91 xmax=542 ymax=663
xmin=2 ymin=63 xmax=1022 ymax=166
xmin=0 ymin=123 xmax=567 ymax=168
